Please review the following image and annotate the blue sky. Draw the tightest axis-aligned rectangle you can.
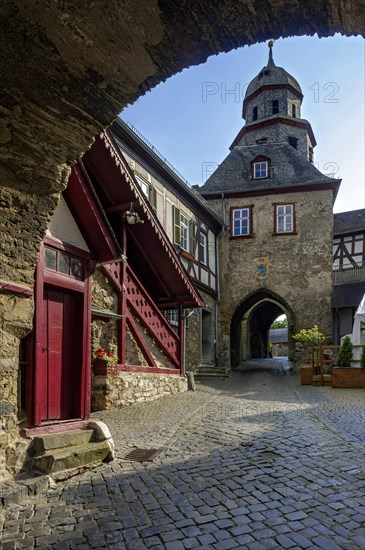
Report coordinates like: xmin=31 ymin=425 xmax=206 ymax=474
xmin=122 ymin=34 xmax=364 ymax=214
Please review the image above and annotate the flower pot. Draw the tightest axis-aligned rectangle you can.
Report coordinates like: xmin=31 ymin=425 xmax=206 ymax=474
xmin=126 ymin=215 xmax=136 ymax=224
xmin=93 ymin=359 xmax=118 ymax=376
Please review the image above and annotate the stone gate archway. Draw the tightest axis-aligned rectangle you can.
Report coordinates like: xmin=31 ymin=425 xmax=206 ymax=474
xmin=230 ymin=289 xmax=294 ymax=368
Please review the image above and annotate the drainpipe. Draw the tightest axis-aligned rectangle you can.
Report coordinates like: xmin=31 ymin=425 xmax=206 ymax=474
xmin=215 ymin=193 xmax=226 ymax=365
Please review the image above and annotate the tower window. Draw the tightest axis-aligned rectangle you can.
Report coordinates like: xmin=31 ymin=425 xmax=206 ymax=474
xmin=274 ymin=203 xmax=296 ymax=234
xmin=292 ymin=104 xmax=297 ymax=118
xmin=231 ymin=207 xmax=252 ymax=237
xmin=288 ymin=136 xmax=298 ymax=150
xmin=308 ymin=146 xmax=314 ymax=163
xmin=252 ymin=106 xmax=258 ymax=121
xmin=272 ymin=100 xmax=279 ymax=114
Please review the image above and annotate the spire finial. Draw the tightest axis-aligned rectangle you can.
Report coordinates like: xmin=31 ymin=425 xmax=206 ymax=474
xmin=267 ymin=40 xmax=275 ymax=67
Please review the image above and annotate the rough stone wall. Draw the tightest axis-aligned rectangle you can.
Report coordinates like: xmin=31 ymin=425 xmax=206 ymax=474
xmin=209 ymin=189 xmax=334 ymax=368
xmin=246 ymin=89 xmax=302 ymax=123
xmin=91 ymin=268 xmax=119 ymax=359
xmin=92 ymin=372 xmax=187 ymax=411
xmin=240 ymin=117 xmax=311 ymax=159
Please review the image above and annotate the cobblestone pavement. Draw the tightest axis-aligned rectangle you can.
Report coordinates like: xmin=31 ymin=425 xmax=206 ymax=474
xmin=1 ymin=359 xmax=365 ymax=549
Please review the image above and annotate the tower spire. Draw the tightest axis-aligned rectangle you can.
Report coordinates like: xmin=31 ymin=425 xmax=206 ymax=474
xmin=267 ymin=40 xmax=275 ymax=67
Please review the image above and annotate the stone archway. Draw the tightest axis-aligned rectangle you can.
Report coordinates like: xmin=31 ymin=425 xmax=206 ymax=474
xmin=230 ymin=289 xmax=294 ymax=368
xmin=0 ymin=1 xmax=364 ymax=479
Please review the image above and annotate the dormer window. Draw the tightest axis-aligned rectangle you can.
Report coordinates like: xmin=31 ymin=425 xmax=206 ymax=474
xmin=251 ymin=156 xmax=270 ymax=179
xmin=272 ymin=100 xmax=279 ymax=114
xmin=252 ymin=106 xmax=258 ymax=121
xmin=254 ymin=161 xmax=268 ymax=179
xmin=292 ymin=104 xmax=296 ymax=118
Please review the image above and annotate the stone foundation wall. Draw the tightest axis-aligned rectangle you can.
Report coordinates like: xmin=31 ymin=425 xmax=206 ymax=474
xmin=0 ymin=292 xmax=35 ymax=480
xmin=92 ymin=371 xmax=187 ymax=411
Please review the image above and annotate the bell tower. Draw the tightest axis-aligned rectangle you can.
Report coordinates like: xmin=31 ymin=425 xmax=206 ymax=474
xmin=232 ymin=42 xmax=316 ymax=162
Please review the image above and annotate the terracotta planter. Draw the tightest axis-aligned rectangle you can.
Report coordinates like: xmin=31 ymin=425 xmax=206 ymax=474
xmin=332 ymin=367 xmax=365 ymax=388
xmin=93 ymin=360 xmax=118 ymax=377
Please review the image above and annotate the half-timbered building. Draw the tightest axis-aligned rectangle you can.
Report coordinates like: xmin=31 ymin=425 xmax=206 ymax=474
xmin=16 ymin=129 xmax=204 ymax=476
xmin=332 ymin=208 xmax=365 ymax=342
xmin=110 ymin=118 xmax=225 ymax=376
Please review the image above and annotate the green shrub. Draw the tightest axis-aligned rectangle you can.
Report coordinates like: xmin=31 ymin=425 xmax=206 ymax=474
xmin=360 ymin=346 xmax=365 ymax=368
xmin=336 ymin=336 xmax=353 ymax=368
xmin=292 ymin=325 xmax=326 ymax=346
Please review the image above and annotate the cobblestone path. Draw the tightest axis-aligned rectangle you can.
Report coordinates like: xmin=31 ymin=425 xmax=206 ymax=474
xmin=1 ymin=360 xmax=364 ymax=549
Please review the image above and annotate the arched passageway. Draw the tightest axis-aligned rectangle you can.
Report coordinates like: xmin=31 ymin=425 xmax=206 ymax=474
xmin=230 ymin=290 xmax=294 ymax=368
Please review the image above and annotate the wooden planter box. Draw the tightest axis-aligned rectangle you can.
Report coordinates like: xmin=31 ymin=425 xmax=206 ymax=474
xmin=300 ymin=365 xmax=313 ymax=385
xmin=332 ymin=367 xmax=365 ymax=388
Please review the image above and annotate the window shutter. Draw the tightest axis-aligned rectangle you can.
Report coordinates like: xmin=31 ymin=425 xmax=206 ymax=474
xmin=149 ymin=186 xmax=157 ymax=212
xmin=189 ymin=220 xmax=196 ymax=256
xmin=172 ymin=206 xmax=181 ymax=246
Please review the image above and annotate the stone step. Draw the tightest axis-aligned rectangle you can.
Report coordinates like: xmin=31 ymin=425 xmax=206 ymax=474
xmin=195 ymin=368 xmax=230 ymax=379
xmin=30 ymin=440 xmax=111 ymax=474
xmin=32 ymin=429 xmax=94 ymax=454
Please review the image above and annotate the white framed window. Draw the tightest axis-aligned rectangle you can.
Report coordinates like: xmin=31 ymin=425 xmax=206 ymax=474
xmin=199 ymin=232 xmax=208 ymax=265
xmin=275 ymin=204 xmax=295 ymax=234
xmin=232 ymin=207 xmax=252 ymax=237
xmin=172 ymin=206 xmax=196 ymax=255
xmin=253 ymin=161 xmax=268 ymax=179
xmin=135 ymin=174 xmax=149 ymax=198
xmin=180 ymin=212 xmax=189 ymax=251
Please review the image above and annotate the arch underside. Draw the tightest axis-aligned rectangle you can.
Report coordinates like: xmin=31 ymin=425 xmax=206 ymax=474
xmin=230 ymin=289 xmax=294 ymax=367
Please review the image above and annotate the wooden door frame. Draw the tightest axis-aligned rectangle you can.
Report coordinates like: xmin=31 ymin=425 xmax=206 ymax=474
xmin=32 ymin=237 xmax=92 ymax=427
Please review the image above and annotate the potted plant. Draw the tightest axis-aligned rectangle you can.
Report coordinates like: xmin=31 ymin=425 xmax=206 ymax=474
xmin=93 ymin=347 xmax=119 ymax=376
xmin=125 ymin=210 xmax=144 ymax=224
xmin=332 ymin=338 xmax=365 ymax=388
xmin=336 ymin=336 xmax=353 ymax=367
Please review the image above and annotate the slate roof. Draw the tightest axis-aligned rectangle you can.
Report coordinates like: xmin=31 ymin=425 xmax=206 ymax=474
xmin=245 ymin=64 xmax=302 ymax=99
xmin=199 ymin=143 xmax=340 ymax=195
xmin=333 ymin=209 xmax=365 ymax=236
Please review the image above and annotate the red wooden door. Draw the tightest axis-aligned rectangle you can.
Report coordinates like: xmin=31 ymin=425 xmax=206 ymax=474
xmin=39 ymin=287 xmax=83 ymax=421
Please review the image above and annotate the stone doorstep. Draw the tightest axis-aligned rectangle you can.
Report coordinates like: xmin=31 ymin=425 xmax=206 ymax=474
xmin=195 ymin=367 xmax=230 ymax=379
xmin=0 ymin=474 xmax=49 ymax=509
xmin=30 ymin=440 xmax=112 ymax=474
xmin=32 ymin=428 xmax=95 ymax=453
